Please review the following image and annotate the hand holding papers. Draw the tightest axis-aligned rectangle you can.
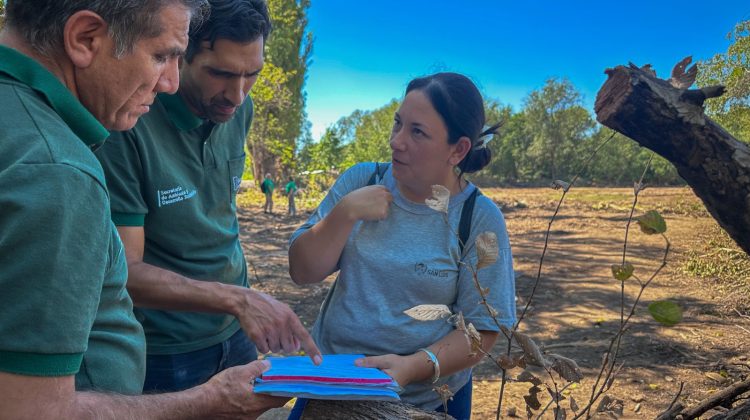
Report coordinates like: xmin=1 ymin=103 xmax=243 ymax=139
xmin=254 ymin=354 xmax=401 ymax=401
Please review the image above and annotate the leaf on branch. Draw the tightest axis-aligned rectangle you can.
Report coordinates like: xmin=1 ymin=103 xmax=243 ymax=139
xmin=596 ymin=396 xmax=624 ymax=416
xmin=432 ymin=383 xmax=454 ymax=403
xmin=501 ymin=325 xmax=548 ymax=367
xmin=433 ymin=383 xmax=454 ymax=414
xmin=404 ymin=304 xmax=452 ymax=321
xmin=611 ymin=262 xmax=634 ymax=282
xmin=454 ymin=312 xmax=472 ymax=352
xmin=517 ymin=370 xmax=542 ymax=386
xmin=425 ymin=184 xmax=450 ymax=214
xmin=476 ymin=231 xmax=499 ymax=270
xmin=547 ymin=353 xmax=584 ymax=383
xmin=669 ymin=56 xmax=697 ymax=89
xmin=634 ymin=181 xmax=646 ymax=195
xmin=569 ymin=395 xmax=579 ymax=413
xmin=485 ymin=303 xmax=499 ymax=318
xmin=550 ymin=179 xmax=570 ymax=192
xmin=524 ymin=385 xmax=542 ymax=411
xmin=466 ymin=322 xmax=483 ymax=357
xmin=554 ymin=407 xmax=567 ymax=420
xmin=454 ymin=311 xmax=467 ymax=330
xmin=648 ymin=300 xmax=683 ymax=326
xmin=498 ymin=354 xmax=517 ymax=370
xmin=637 ymin=210 xmax=667 ymax=234
xmin=454 ymin=312 xmax=482 ymax=356
xmin=546 ymin=385 xmax=561 ymax=402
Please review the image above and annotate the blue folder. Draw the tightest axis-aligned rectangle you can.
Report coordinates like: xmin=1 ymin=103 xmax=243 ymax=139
xmin=253 ymin=354 xmax=401 ymax=401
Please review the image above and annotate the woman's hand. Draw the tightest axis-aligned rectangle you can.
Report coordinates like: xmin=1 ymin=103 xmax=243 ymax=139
xmin=355 ymin=353 xmax=426 ymax=387
xmin=339 ymin=185 xmax=393 ymax=222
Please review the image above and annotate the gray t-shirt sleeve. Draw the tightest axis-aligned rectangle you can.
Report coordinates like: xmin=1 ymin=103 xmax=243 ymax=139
xmin=289 ymin=162 xmax=376 ymax=246
xmin=455 ymin=195 xmax=517 ymax=330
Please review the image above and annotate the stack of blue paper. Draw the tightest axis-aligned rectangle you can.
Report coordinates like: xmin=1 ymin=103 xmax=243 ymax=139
xmin=253 ymin=354 xmax=401 ymax=401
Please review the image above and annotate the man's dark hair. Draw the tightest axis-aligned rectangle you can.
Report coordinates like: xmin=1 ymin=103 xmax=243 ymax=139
xmin=406 ymin=72 xmax=500 ymax=174
xmin=185 ymin=0 xmax=271 ymax=63
xmin=5 ymin=0 xmax=207 ymax=58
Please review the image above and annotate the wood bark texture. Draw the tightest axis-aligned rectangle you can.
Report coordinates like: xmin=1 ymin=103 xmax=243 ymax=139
xmin=595 ymin=63 xmax=750 ymax=255
xmin=300 ymin=399 xmax=455 ymax=420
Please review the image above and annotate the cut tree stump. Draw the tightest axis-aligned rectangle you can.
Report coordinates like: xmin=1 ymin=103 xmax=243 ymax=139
xmin=300 ymin=400 xmax=455 ymax=419
xmin=595 ymin=61 xmax=750 ymax=255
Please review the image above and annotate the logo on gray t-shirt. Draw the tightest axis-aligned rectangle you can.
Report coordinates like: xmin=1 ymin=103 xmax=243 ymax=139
xmin=415 ymin=262 xmax=448 ymax=278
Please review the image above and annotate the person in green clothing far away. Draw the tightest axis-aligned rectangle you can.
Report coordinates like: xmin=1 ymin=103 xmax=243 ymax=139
xmin=262 ymin=172 xmax=275 ymax=214
xmin=286 ymin=176 xmax=298 ymax=217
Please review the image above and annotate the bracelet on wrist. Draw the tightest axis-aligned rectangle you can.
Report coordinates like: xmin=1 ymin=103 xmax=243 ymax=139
xmin=417 ymin=348 xmax=440 ymax=384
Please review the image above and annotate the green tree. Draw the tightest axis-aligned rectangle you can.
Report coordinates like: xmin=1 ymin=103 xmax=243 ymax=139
xmin=697 ymin=20 xmax=750 ymax=142
xmin=246 ymin=0 xmax=312 ymax=182
xmin=300 ymin=110 xmax=363 ymax=172
xmin=584 ymin=128 xmax=681 ymax=186
xmin=248 ymin=62 xmax=294 ymax=180
xmin=522 ymin=78 xmax=596 ymax=181
xmin=480 ymin=101 xmax=517 ymax=183
xmin=346 ymin=100 xmax=399 ymax=164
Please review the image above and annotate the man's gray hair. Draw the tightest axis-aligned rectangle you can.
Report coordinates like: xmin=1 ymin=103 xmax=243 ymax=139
xmin=5 ymin=0 xmax=207 ymax=58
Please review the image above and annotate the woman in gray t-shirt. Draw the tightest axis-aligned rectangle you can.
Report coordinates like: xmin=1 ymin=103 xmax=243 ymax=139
xmin=288 ymin=72 xmax=517 ymax=419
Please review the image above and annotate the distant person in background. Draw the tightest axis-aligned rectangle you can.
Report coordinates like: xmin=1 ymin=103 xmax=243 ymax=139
xmin=96 ymin=0 xmax=321 ymax=393
xmin=286 ymin=176 xmax=298 ymax=216
xmin=288 ymin=72 xmax=516 ymax=420
xmin=262 ymin=172 xmax=275 ymax=214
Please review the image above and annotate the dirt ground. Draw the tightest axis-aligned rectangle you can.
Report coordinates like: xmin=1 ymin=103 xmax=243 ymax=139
xmin=244 ymin=187 xmax=750 ymax=419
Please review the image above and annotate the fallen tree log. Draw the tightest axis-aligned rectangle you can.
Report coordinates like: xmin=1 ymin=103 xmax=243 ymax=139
xmin=595 ymin=59 xmax=750 ymax=255
xmin=709 ymin=398 xmax=750 ymax=420
xmin=679 ymin=378 xmax=750 ymax=419
xmin=300 ymin=400 xmax=455 ymax=419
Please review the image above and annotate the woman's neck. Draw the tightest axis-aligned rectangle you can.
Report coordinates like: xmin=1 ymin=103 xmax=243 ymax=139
xmin=397 ymin=173 xmax=466 ymax=204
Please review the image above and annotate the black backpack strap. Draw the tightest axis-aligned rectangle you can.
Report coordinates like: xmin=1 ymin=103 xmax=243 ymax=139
xmin=366 ymin=162 xmax=390 ymax=186
xmin=459 ymin=188 xmax=481 ymax=254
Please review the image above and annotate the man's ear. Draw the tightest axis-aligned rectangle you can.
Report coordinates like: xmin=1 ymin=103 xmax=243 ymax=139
xmin=449 ymin=136 xmax=472 ymax=166
xmin=63 ymin=10 xmax=109 ymax=68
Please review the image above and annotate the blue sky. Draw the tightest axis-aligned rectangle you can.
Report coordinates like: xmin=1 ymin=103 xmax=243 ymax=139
xmin=302 ymin=1 xmax=750 ymax=140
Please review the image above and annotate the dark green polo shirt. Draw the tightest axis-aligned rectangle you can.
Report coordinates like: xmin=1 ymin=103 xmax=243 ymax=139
xmin=0 ymin=45 xmax=145 ymax=394
xmin=97 ymin=92 xmax=253 ymax=354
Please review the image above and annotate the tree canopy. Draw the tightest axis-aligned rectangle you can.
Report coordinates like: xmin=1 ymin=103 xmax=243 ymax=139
xmin=697 ymin=19 xmax=750 ymax=142
xmin=296 ymin=78 xmax=683 ymax=186
xmin=246 ymin=0 xmax=312 ymax=182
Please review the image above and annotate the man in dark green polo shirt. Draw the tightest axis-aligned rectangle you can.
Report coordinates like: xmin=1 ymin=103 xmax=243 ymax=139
xmin=0 ymin=0 xmax=284 ymax=417
xmin=96 ymin=0 xmax=321 ymax=392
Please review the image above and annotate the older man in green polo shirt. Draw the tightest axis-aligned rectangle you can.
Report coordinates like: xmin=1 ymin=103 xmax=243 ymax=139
xmin=0 ymin=0 xmax=285 ymax=417
xmin=96 ymin=0 xmax=322 ymax=393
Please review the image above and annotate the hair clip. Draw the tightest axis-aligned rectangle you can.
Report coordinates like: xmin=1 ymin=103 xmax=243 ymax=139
xmin=473 ymin=125 xmax=494 ymax=150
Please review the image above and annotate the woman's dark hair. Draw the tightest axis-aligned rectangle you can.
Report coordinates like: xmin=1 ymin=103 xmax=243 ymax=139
xmin=185 ymin=0 xmax=271 ymax=63
xmin=405 ymin=72 xmax=500 ymax=174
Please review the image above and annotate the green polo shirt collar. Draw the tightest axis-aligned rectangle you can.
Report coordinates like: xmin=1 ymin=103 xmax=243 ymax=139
xmin=158 ymin=92 xmax=204 ymax=131
xmin=0 ymin=45 xmax=109 ymax=146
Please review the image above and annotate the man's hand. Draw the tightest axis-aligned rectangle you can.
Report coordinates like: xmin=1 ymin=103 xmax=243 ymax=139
xmin=0 ymin=360 xmax=286 ymax=419
xmin=233 ymin=290 xmax=322 ymax=364
xmin=339 ymin=185 xmax=393 ymax=222
xmin=201 ymin=360 xmax=288 ymax=419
